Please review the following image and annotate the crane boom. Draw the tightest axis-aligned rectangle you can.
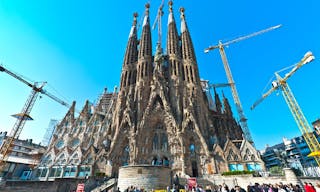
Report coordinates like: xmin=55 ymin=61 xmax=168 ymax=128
xmin=208 ymin=83 xmax=233 ymax=89
xmin=251 ymin=51 xmax=315 ymax=110
xmin=0 ymin=65 xmax=70 ymax=108
xmin=251 ymin=52 xmax=320 ymax=166
xmin=250 ymin=86 xmax=277 ymax=110
xmin=204 ymin=24 xmax=281 ymax=144
xmin=0 ymin=65 xmax=34 ymax=89
xmin=0 ymin=65 xmax=71 ymax=171
xmin=204 ymin=24 xmax=281 ymax=53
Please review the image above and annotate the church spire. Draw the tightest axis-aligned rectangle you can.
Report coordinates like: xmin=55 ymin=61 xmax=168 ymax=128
xmin=180 ymin=7 xmax=196 ymax=61
xmin=137 ymin=3 xmax=153 ymax=82
xmin=167 ymin=1 xmax=180 ymax=56
xmin=120 ymin=13 xmax=139 ymax=90
xmin=124 ymin=13 xmax=138 ymax=65
xmin=138 ymin=3 xmax=152 ymax=59
xmin=180 ymin=7 xmax=200 ymax=84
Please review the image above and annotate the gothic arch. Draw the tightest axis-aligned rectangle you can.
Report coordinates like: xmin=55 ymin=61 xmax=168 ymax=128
xmin=54 ymin=152 xmax=67 ymax=165
xmin=69 ymin=152 xmax=80 ymax=165
xmin=151 ymin=95 xmax=164 ymax=110
xmin=224 ymin=140 xmax=242 ymax=162
xmin=182 ymin=116 xmax=210 ymax=157
xmin=239 ymin=140 xmax=263 ymax=166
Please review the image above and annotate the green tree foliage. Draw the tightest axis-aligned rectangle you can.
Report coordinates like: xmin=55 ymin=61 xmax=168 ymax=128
xmin=269 ymin=166 xmax=284 ymax=175
xmin=221 ymin=170 xmax=255 ymax=176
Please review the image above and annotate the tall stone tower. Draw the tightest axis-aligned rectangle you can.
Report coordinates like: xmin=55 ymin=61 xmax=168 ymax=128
xmin=37 ymin=1 xmax=264 ymax=180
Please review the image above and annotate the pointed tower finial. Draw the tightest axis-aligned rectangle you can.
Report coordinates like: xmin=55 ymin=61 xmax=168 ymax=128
xmin=168 ymin=1 xmax=174 ymax=25
xmin=129 ymin=13 xmax=138 ymax=38
xmin=143 ymin=3 xmax=150 ymax=27
xmin=133 ymin=12 xmax=138 ymax=26
xmin=180 ymin=7 xmax=186 ymax=33
xmin=145 ymin=3 xmax=150 ymax=15
xmin=169 ymin=1 xmax=173 ymax=12
xmin=180 ymin=7 xmax=185 ymax=19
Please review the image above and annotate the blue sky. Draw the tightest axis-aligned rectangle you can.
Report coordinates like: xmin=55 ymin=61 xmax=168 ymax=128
xmin=0 ymin=0 xmax=319 ymax=150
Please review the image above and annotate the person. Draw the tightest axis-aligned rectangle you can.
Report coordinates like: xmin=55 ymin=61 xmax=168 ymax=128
xmin=315 ymin=182 xmax=320 ymax=192
xmin=222 ymin=184 xmax=230 ymax=192
xmin=304 ymin=182 xmax=315 ymax=192
xmin=174 ymin=174 xmax=180 ymax=186
xmin=293 ymin=185 xmax=302 ymax=192
xmin=315 ymin=183 xmax=320 ymax=192
xmin=309 ymin=183 xmax=316 ymax=192
xmin=234 ymin=186 xmax=246 ymax=192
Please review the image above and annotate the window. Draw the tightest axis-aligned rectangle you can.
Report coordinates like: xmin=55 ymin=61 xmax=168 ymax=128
xmin=63 ymin=166 xmax=77 ymax=177
xmin=227 ymin=150 xmax=234 ymax=161
xmin=247 ymin=163 xmax=262 ymax=171
xmin=36 ymin=168 xmax=48 ymax=178
xmin=70 ymin=153 xmax=80 ymax=164
xmin=228 ymin=164 xmax=244 ymax=171
xmin=49 ymin=167 xmax=62 ymax=177
xmin=190 ymin=144 xmax=196 ymax=157
xmin=153 ymin=134 xmax=159 ymax=151
xmin=78 ymin=166 xmax=91 ymax=177
xmin=56 ymin=154 xmax=66 ymax=165
xmin=70 ymin=139 xmax=80 ymax=148
xmin=121 ymin=146 xmax=130 ymax=166
xmin=161 ymin=133 xmax=168 ymax=151
xmin=55 ymin=140 xmax=64 ymax=149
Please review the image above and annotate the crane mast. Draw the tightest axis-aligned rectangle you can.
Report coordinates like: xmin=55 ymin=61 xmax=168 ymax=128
xmin=0 ymin=65 xmax=70 ymax=170
xmin=204 ymin=25 xmax=281 ymax=144
xmin=251 ymin=52 xmax=320 ymax=166
xmin=218 ymin=44 xmax=252 ymax=142
xmin=152 ymin=0 xmax=164 ymax=49
xmin=0 ymin=84 xmax=44 ymax=166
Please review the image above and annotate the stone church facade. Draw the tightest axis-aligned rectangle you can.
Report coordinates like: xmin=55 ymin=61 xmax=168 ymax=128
xmin=36 ymin=2 xmax=264 ymax=180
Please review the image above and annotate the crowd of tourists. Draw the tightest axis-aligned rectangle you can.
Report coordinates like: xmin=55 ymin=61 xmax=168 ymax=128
xmin=187 ymin=182 xmax=320 ymax=192
xmin=119 ymin=182 xmax=320 ymax=192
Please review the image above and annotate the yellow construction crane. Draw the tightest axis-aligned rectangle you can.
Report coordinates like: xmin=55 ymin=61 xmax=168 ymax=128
xmin=251 ymin=51 xmax=320 ymax=166
xmin=204 ymin=24 xmax=281 ymax=144
xmin=0 ymin=65 xmax=70 ymax=171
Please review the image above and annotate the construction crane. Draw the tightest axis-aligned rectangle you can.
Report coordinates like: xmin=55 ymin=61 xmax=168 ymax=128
xmin=0 ymin=65 xmax=70 ymax=170
xmin=250 ymin=51 xmax=320 ymax=166
xmin=200 ymin=80 xmax=232 ymax=91
xmin=209 ymin=83 xmax=233 ymax=89
xmin=204 ymin=24 xmax=281 ymax=144
xmin=152 ymin=0 xmax=164 ymax=49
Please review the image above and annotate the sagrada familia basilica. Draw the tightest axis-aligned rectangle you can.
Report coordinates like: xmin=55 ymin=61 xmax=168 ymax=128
xmin=36 ymin=1 xmax=264 ymax=180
